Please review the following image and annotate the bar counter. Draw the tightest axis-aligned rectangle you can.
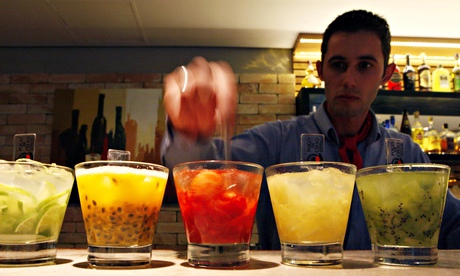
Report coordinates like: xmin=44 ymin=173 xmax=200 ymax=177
xmin=1 ymin=249 xmax=459 ymax=275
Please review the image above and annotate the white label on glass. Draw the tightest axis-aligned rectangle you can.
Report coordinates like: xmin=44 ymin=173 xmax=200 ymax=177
xmin=300 ymin=134 xmax=324 ymax=161
xmin=386 ymin=138 xmax=404 ymax=164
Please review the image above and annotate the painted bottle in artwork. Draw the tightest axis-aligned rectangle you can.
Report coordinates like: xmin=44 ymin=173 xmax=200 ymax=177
xmin=90 ymin=93 xmax=107 ymax=159
xmin=112 ymin=106 xmax=126 ymax=150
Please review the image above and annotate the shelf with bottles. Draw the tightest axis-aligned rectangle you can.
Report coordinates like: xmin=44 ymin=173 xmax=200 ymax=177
xmin=296 ymin=87 xmax=460 ymax=117
xmin=387 ymin=52 xmax=460 ymax=92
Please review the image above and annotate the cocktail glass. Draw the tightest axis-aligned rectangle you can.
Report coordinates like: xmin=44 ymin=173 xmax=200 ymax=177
xmin=0 ymin=160 xmax=74 ymax=266
xmin=173 ymin=160 xmax=263 ymax=268
xmin=74 ymin=160 xmax=169 ymax=268
xmin=355 ymin=163 xmax=450 ymax=266
xmin=265 ymin=161 xmax=356 ymax=266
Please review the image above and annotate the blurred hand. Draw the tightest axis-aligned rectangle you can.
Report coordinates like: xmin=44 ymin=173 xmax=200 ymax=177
xmin=163 ymin=57 xmax=237 ymax=141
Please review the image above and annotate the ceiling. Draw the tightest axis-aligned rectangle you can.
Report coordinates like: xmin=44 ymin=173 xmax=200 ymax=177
xmin=0 ymin=0 xmax=457 ymax=49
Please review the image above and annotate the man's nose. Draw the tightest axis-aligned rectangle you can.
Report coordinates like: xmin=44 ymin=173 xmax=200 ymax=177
xmin=342 ymin=68 xmax=357 ymax=88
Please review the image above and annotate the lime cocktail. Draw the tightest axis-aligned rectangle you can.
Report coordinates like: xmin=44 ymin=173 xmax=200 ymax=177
xmin=356 ymin=163 xmax=450 ymax=266
xmin=265 ymin=162 xmax=356 ymax=266
xmin=75 ymin=161 xmax=169 ymax=268
xmin=0 ymin=160 xmax=74 ymax=266
xmin=173 ymin=160 xmax=263 ymax=268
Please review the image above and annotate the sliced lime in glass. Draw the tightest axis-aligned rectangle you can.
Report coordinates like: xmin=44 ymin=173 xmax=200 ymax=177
xmin=0 ymin=183 xmax=36 ymax=215
xmin=14 ymin=214 xmax=38 ymax=234
xmin=35 ymin=204 xmax=65 ymax=237
xmin=36 ymin=189 xmax=71 ymax=211
xmin=0 ymin=183 xmax=35 ymax=199
xmin=36 ymin=181 xmax=58 ymax=201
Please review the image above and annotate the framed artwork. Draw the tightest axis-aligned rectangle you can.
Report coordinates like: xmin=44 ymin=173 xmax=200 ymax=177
xmin=51 ymin=88 xmax=176 ymax=204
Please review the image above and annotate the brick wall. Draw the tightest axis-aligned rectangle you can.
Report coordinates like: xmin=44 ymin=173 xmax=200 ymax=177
xmin=59 ymin=205 xmax=259 ymax=250
xmin=0 ymin=72 xmax=296 ymax=248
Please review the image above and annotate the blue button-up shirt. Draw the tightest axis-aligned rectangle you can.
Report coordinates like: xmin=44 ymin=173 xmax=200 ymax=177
xmin=162 ymin=103 xmax=460 ymax=250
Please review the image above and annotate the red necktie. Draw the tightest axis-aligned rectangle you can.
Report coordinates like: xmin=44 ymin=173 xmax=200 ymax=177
xmin=338 ymin=113 xmax=372 ymax=170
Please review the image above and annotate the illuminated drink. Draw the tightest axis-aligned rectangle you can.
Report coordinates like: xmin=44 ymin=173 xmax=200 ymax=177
xmin=265 ymin=162 xmax=356 ymax=266
xmin=0 ymin=160 xmax=74 ymax=266
xmin=173 ymin=161 xmax=263 ymax=268
xmin=356 ymin=164 xmax=450 ymax=266
xmin=75 ymin=161 xmax=169 ymax=268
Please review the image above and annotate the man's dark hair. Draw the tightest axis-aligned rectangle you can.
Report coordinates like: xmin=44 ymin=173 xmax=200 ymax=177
xmin=321 ymin=10 xmax=391 ymax=69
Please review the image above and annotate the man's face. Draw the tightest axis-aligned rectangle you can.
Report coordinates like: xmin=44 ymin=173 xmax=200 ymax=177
xmin=317 ymin=31 xmax=393 ymax=119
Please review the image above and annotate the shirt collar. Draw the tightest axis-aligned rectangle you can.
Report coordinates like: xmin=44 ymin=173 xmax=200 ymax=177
xmin=313 ymin=102 xmax=381 ymax=145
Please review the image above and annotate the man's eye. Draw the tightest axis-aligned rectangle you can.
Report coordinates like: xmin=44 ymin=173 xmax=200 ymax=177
xmin=358 ymin=62 xmax=372 ymax=70
xmin=331 ymin=62 xmax=346 ymax=70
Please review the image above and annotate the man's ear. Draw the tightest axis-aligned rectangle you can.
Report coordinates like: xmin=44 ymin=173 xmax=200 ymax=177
xmin=381 ymin=63 xmax=396 ymax=85
xmin=316 ymin=60 xmax=324 ymax=80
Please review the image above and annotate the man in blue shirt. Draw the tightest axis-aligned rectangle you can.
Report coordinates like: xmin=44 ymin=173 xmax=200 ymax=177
xmin=161 ymin=10 xmax=460 ymax=250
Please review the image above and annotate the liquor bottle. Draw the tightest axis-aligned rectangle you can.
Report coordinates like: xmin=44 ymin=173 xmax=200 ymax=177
xmin=400 ymin=109 xmax=412 ymax=136
xmin=411 ymin=111 xmax=424 ymax=148
xmin=453 ymin=53 xmax=460 ymax=92
xmin=385 ymin=119 xmax=390 ymax=129
xmin=423 ymin=117 xmax=441 ymax=153
xmin=90 ymin=93 xmax=107 ymax=157
xmin=301 ymin=60 xmax=319 ymax=88
xmin=112 ymin=106 xmax=126 ymax=150
xmin=389 ymin=115 xmax=398 ymax=132
xmin=440 ymin=123 xmax=456 ymax=153
xmin=417 ymin=54 xmax=431 ymax=91
xmin=387 ymin=55 xmax=402 ymax=91
xmin=432 ymin=64 xmax=451 ymax=92
xmin=403 ymin=54 xmax=415 ymax=91
xmin=455 ymin=124 xmax=460 ymax=152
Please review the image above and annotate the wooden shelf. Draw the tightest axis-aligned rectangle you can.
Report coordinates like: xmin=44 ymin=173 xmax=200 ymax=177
xmin=296 ymin=88 xmax=460 ymax=116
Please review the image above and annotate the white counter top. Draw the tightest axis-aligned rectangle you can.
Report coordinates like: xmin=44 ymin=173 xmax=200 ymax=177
xmin=1 ymin=249 xmax=459 ymax=275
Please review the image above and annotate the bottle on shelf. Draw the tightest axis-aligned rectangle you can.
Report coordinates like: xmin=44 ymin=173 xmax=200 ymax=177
xmin=301 ymin=60 xmax=319 ymax=88
xmin=388 ymin=55 xmax=402 ymax=91
xmin=417 ymin=53 xmax=431 ymax=91
xmin=453 ymin=53 xmax=460 ymax=92
xmin=411 ymin=111 xmax=424 ymax=148
xmin=440 ymin=123 xmax=456 ymax=153
xmin=432 ymin=64 xmax=451 ymax=92
xmin=423 ymin=117 xmax=441 ymax=153
xmin=388 ymin=115 xmax=398 ymax=132
xmin=455 ymin=124 xmax=460 ymax=152
xmin=400 ymin=109 xmax=412 ymax=136
xmin=385 ymin=119 xmax=390 ymax=129
xmin=403 ymin=54 xmax=416 ymax=91
xmin=90 ymin=93 xmax=107 ymax=160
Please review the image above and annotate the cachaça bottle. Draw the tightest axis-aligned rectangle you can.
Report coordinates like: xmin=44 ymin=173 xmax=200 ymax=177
xmin=387 ymin=55 xmax=402 ymax=91
xmin=453 ymin=53 xmax=460 ymax=92
xmin=301 ymin=60 xmax=319 ymax=88
xmin=388 ymin=115 xmax=398 ymax=132
xmin=400 ymin=109 xmax=412 ymax=136
xmin=417 ymin=53 xmax=431 ymax=91
xmin=411 ymin=111 xmax=424 ymax=148
xmin=432 ymin=64 xmax=451 ymax=92
xmin=403 ymin=54 xmax=415 ymax=91
xmin=90 ymin=93 xmax=107 ymax=158
xmin=423 ymin=117 xmax=441 ymax=153
xmin=440 ymin=123 xmax=456 ymax=153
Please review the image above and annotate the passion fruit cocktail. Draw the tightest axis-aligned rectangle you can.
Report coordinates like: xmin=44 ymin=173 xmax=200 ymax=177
xmin=0 ymin=160 xmax=74 ymax=265
xmin=75 ymin=161 xmax=169 ymax=268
